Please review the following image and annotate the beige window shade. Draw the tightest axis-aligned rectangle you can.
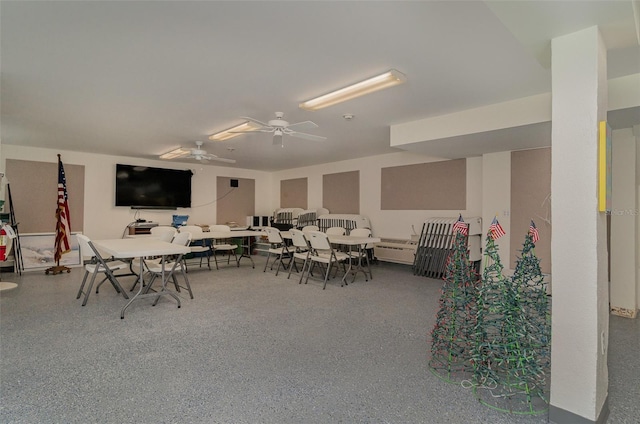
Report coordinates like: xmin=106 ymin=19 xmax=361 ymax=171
xmin=323 ymin=171 xmax=359 ymax=214
xmin=281 ymin=178 xmax=307 ymax=208
xmin=216 ymin=177 xmax=255 ymax=226
xmin=510 ymin=148 xmax=551 ymax=274
xmin=5 ymin=159 xmax=85 ymax=234
xmin=381 ymin=159 xmax=466 ymax=210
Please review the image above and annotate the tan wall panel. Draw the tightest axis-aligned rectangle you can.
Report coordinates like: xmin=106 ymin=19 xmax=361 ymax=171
xmin=510 ymin=148 xmax=551 ymax=274
xmin=215 ymin=177 xmax=255 ymax=226
xmin=5 ymin=159 xmax=85 ymax=234
xmin=281 ymin=178 xmax=307 ymax=208
xmin=323 ymin=171 xmax=359 ymax=214
xmin=381 ymin=159 xmax=466 ymax=210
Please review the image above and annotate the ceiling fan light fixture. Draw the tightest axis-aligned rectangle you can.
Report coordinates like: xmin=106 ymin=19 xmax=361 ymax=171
xmin=159 ymin=147 xmax=189 ymax=159
xmin=209 ymin=121 xmax=262 ymax=141
xmin=299 ymin=69 xmax=406 ymax=111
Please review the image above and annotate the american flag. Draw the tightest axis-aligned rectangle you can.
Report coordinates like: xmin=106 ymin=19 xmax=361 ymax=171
xmin=529 ymin=220 xmax=539 ymax=243
xmin=452 ymin=214 xmax=469 ymax=236
xmin=54 ymin=156 xmax=71 ymax=262
xmin=489 ymin=216 xmax=505 ymax=240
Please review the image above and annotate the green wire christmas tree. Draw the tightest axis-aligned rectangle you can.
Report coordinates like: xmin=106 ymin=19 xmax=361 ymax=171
xmin=510 ymin=221 xmax=551 ymax=404
xmin=429 ymin=216 xmax=479 ymax=382
xmin=471 ymin=218 xmax=548 ymax=415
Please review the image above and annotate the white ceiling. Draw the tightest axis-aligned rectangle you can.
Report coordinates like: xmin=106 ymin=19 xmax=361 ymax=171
xmin=2 ymin=1 xmax=639 ymax=171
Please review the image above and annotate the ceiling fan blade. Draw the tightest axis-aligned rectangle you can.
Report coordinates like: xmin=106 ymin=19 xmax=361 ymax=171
xmin=206 ymin=156 xmax=236 ymax=164
xmin=285 ymin=120 xmax=318 ymax=132
xmin=287 ymin=131 xmax=326 ymax=142
xmin=230 ymin=128 xmax=274 ymax=134
xmin=239 ymin=116 xmax=270 ymax=127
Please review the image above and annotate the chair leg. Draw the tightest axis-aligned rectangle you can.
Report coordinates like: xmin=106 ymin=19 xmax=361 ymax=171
xmin=275 ymin=254 xmax=283 ymax=276
xmin=76 ymin=270 xmax=90 ymax=299
xmin=179 ymin=263 xmax=193 ymax=299
xmin=297 ymin=258 xmax=309 ymax=284
xmin=263 ymin=252 xmax=272 ymax=272
xmin=81 ymin=270 xmax=100 ymax=306
xmin=322 ymin=262 xmax=333 ymax=290
xmin=213 ymin=250 xmax=219 ymax=270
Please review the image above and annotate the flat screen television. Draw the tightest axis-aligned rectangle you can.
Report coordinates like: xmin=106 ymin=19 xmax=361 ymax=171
xmin=115 ymin=164 xmax=192 ymax=209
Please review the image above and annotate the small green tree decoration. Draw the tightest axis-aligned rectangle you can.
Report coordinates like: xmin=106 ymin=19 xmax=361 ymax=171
xmin=429 ymin=216 xmax=479 ymax=382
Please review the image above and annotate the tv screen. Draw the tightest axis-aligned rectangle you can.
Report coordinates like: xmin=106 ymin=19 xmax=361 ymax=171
xmin=115 ymin=164 xmax=192 ymax=209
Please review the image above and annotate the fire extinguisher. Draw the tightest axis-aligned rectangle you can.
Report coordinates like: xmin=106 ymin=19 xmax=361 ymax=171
xmin=0 ymin=227 xmax=6 ymax=262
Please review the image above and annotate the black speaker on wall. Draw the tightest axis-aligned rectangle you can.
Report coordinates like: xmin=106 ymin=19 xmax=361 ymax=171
xmin=262 ymin=216 xmax=269 ymax=226
xmin=230 ymin=179 xmax=239 ymax=187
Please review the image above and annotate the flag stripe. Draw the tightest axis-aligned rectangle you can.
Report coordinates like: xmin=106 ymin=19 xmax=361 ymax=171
xmin=452 ymin=214 xmax=469 ymax=236
xmin=529 ymin=220 xmax=539 ymax=243
xmin=489 ymin=216 xmax=505 ymax=240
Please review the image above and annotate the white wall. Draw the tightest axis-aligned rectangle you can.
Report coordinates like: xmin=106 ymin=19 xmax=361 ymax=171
xmin=272 ymin=151 xmax=483 ymax=240
xmin=481 ymin=151 xmax=511 ymax=268
xmin=0 ymin=145 xmax=274 ymax=240
xmin=610 ymin=128 xmax=638 ymax=315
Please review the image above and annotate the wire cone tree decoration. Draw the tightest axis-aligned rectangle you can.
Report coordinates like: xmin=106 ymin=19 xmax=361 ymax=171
xmin=471 ymin=228 xmax=549 ymax=415
xmin=429 ymin=231 xmax=479 ymax=382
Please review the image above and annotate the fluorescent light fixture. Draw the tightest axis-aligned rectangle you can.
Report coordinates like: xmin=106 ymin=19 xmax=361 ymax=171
xmin=299 ymin=69 xmax=407 ymax=111
xmin=159 ymin=147 xmax=189 ymax=160
xmin=209 ymin=121 xmax=261 ymax=141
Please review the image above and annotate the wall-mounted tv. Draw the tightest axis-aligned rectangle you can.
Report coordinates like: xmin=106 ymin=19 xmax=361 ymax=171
xmin=115 ymin=164 xmax=192 ymax=209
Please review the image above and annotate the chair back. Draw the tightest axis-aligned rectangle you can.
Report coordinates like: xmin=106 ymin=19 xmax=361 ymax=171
xmin=172 ymin=231 xmax=192 ymax=246
xmin=265 ymin=227 xmax=284 ymax=244
xmin=306 ymin=230 xmax=331 ymax=251
xmin=150 ymin=226 xmax=176 ymax=242
xmin=209 ymin=224 xmax=231 ymax=232
xmin=180 ymin=225 xmax=204 ymax=235
xmin=302 ymin=225 xmax=319 ymax=233
xmin=349 ymin=227 xmax=372 ymax=247
xmin=76 ymin=233 xmax=94 ymax=259
xmin=326 ymin=227 xmax=346 ymax=236
xmin=289 ymin=229 xmax=309 ymax=250
xmin=349 ymin=228 xmax=371 ymax=238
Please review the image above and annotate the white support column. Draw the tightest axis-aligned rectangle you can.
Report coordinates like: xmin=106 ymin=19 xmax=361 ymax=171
xmin=550 ymin=26 xmax=609 ymax=423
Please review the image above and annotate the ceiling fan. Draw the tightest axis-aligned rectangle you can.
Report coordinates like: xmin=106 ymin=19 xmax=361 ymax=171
xmin=234 ymin=112 xmax=326 ymax=146
xmin=161 ymin=141 xmax=236 ymax=163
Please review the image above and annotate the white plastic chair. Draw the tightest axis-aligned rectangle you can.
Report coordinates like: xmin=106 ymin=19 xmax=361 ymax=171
xmin=143 ymin=231 xmax=194 ymax=301
xmin=304 ymin=230 xmax=350 ymax=289
xmin=76 ymin=234 xmax=131 ymax=306
xmin=325 ymin=227 xmax=346 ymax=236
xmin=301 ymin=225 xmax=319 ymax=233
xmin=346 ymin=227 xmax=374 ymax=280
xmin=263 ymin=227 xmax=291 ymax=276
xmin=180 ymin=225 xmax=212 ymax=270
xmin=150 ymin=226 xmax=176 ymax=242
xmin=287 ymin=229 xmax=311 ymax=283
xmin=208 ymin=224 xmax=239 ymax=269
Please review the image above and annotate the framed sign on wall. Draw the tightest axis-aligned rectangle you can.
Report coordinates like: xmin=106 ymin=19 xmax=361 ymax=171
xmin=20 ymin=232 xmax=82 ymax=271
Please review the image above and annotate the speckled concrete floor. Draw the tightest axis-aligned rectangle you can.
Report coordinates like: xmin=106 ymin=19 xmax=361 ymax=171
xmin=0 ymin=258 xmax=637 ymax=423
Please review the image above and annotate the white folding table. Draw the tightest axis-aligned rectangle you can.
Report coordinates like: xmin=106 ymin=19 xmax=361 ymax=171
xmin=280 ymin=231 xmax=380 ymax=284
xmin=92 ymin=238 xmax=190 ymax=319
xmin=326 ymin=234 xmax=380 ymax=284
